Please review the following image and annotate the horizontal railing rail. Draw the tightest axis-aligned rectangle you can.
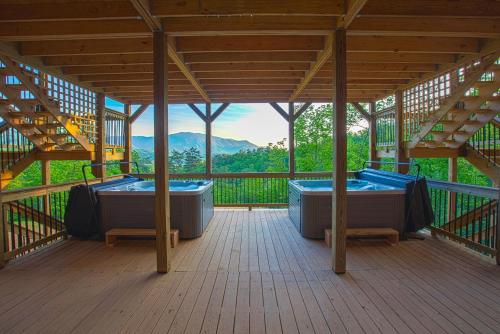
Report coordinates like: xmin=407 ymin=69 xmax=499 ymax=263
xmin=0 ymin=174 xmax=127 ymax=261
xmin=134 ymin=172 xmax=354 ymax=207
xmin=427 ymin=179 xmax=499 ymax=259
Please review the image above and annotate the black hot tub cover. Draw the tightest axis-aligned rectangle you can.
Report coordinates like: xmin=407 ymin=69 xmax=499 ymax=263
xmin=355 ymin=168 xmax=434 ymax=233
xmin=64 ymin=176 xmax=141 ymax=239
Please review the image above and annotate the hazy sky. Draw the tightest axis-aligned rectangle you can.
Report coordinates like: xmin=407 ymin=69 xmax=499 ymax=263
xmin=107 ymin=98 xmax=289 ymax=146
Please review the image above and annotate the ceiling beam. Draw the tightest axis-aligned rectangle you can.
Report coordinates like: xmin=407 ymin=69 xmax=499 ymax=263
xmin=129 ymin=0 xmax=210 ymax=102
xmin=351 ymin=102 xmax=371 ymax=120
xmin=287 ymin=2 xmax=423 ymax=102
xmin=129 ymin=104 xmax=150 ymax=124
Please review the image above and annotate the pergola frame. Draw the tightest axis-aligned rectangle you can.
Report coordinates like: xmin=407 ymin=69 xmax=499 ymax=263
xmin=0 ymin=0 xmax=498 ymax=274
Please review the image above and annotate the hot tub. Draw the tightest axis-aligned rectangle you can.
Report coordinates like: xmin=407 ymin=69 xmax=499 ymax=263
xmin=97 ymin=180 xmax=214 ymax=239
xmin=288 ymin=179 xmax=405 ymax=239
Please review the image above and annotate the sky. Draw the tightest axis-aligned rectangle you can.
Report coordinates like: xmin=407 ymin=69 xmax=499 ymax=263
xmin=106 ymin=98 xmax=366 ymax=147
xmin=107 ymin=98 xmax=289 ymax=146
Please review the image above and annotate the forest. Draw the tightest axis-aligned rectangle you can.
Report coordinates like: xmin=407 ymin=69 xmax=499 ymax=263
xmin=7 ymin=103 xmax=490 ymax=190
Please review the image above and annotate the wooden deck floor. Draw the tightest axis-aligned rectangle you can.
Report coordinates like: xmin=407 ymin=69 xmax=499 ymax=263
xmin=1 ymin=209 xmax=499 ymax=334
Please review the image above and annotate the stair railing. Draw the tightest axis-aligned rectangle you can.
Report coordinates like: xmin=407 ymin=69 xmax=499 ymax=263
xmin=467 ymin=122 xmax=499 ymax=167
xmin=0 ymin=125 xmax=34 ymax=174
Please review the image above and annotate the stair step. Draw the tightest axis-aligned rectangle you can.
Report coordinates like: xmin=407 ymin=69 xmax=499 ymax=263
xmin=40 ymin=142 xmax=57 ymax=151
xmin=430 ymin=131 xmax=451 ymax=141
xmin=451 ymin=130 xmax=473 ymax=142
xmin=59 ymin=143 xmax=80 ymax=151
xmin=443 ymin=139 xmax=462 ymax=149
xmin=423 ymin=140 xmax=443 ymax=148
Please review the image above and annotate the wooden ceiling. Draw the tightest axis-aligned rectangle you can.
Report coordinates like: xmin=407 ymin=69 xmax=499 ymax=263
xmin=0 ymin=0 xmax=499 ymax=105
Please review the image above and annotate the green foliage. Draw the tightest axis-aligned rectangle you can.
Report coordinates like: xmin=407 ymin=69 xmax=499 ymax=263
xmin=5 ymin=104 xmax=492 ymax=190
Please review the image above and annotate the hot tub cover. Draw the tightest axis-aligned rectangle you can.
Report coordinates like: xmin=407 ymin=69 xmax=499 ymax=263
xmin=355 ymin=169 xmax=434 ymax=233
xmin=64 ymin=176 xmax=141 ymax=239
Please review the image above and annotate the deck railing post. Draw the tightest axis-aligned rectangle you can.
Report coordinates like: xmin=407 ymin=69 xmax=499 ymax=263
xmin=41 ymin=160 xmax=50 ymax=237
xmin=92 ymin=92 xmax=106 ymax=178
xmin=395 ymin=90 xmax=409 ymax=173
xmin=288 ymin=102 xmax=295 ymax=179
xmin=153 ymin=29 xmax=171 ymax=273
xmin=447 ymin=157 xmax=457 ymax=221
xmin=206 ymin=103 xmax=212 ymax=176
xmin=369 ymin=101 xmax=378 ymax=168
xmin=332 ymin=28 xmax=347 ymax=274
xmin=121 ymin=104 xmax=132 ymax=174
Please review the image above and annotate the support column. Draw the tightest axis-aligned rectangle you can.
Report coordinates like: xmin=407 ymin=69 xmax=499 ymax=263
xmin=0 ymin=192 xmax=4 ymax=268
xmin=447 ymin=157 xmax=457 ymax=221
xmin=42 ymin=160 xmax=50 ymax=236
xmin=332 ymin=28 xmax=347 ymax=274
xmin=288 ymin=102 xmax=295 ymax=179
xmin=153 ymin=30 xmax=171 ymax=273
xmin=205 ymin=103 xmax=212 ymax=176
xmin=368 ymin=101 xmax=378 ymax=168
xmin=121 ymin=104 xmax=132 ymax=174
xmin=92 ymin=93 xmax=106 ymax=178
xmin=395 ymin=90 xmax=409 ymax=174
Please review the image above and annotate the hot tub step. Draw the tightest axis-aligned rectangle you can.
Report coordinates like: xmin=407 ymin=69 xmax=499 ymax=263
xmin=105 ymin=228 xmax=179 ymax=248
xmin=325 ymin=228 xmax=399 ymax=247
xmin=347 ymin=227 xmax=399 ymax=245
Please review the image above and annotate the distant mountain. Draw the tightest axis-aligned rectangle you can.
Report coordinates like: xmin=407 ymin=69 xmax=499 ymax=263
xmin=132 ymin=132 xmax=259 ymax=156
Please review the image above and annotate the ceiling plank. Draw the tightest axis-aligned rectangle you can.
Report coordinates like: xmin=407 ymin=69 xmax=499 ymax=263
xmin=129 ymin=0 xmax=210 ymax=102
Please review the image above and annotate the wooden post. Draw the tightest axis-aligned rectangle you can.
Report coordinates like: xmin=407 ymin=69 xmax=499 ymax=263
xmin=92 ymin=92 xmax=106 ymax=178
xmin=332 ymin=28 xmax=347 ymax=274
xmin=205 ymin=103 xmax=212 ymax=176
xmin=0 ymin=192 xmax=4 ymax=269
xmin=121 ymin=104 xmax=132 ymax=174
xmin=41 ymin=160 xmax=50 ymax=237
xmin=497 ymin=203 xmax=500 ymax=265
xmin=288 ymin=102 xmax=295 ymax=179
xmin=153 ymin=30 xmax=171 ymax=273
xmin=447 ymin=157 xmax=458 ymax=221
xmin=395 ymin=90 xmax=409 ymax=174
xmin=368 ymin=101 xmax=378 ymax=168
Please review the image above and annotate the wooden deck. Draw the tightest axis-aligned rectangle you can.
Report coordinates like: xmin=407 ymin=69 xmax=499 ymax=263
xmin=0 ymin=209 xmax=499 ymax=334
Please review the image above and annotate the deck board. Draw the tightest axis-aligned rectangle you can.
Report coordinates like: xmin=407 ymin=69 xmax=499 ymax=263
xmin=0 ymin=209 xmax=499 ymax=334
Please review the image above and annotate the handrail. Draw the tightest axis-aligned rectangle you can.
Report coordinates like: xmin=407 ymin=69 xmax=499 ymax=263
xmin=133 ymin=171 xmax=355 ymax=179
xmin=105 ymin=108 xmax=128 ymax=119
xmin=1 ymin=174 xmax=127 ymax=202
xmin=426 ymin=179 xmax=499 ymax=200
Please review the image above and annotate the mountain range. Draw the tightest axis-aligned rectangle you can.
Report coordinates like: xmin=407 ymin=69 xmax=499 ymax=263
xmin=132 ymin=132 xmax=259 ymax=156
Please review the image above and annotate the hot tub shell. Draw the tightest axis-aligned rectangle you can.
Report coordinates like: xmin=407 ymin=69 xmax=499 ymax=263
xmin=289 ymin=180 xmax=405 ymax=239
xmin=97 ymin=180 xmax=214 ymax=239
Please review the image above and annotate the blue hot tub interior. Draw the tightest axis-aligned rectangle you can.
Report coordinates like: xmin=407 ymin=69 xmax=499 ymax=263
xmin=292 ymin=179 xmax=400 ymax=192
xmin=107 ymin=180 xmax=211 ymax=192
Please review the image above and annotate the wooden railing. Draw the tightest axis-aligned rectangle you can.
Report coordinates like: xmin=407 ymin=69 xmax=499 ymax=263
xmin=0 ymin=175 xmax=126 ymax=262
xmin=105 ymin=108 xmax=127 ymax=149
xmin=137 ymin=172 xmax=350 ymax=207
xmin=0 ymin=125 xmax=34 ymax=173
xmin=375 ymin=106 xmax=396 ymax=148
xmin=467 ymin=122 xmax=499 ymax=166
xmin=427 ymin=179 xmax=499 ymax=261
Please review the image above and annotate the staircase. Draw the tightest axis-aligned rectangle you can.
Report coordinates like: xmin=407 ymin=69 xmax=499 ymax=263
xmin=0 ymin=56 xmax=100 ymax=188
xmin=0 ymin=56 xmax=94 ymax=153
xmin=406 ymin=51 xmax=499 ymax=183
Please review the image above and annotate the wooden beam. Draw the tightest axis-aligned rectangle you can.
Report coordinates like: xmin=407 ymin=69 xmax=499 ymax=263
xmin=351 ymin=102 xmax=370 ymax=120
xmin=152 ymin=1 xmax=345 ymax=16
xmin=0 ymin=192 xmax=4 ymax=268
xmin=121 ymin=104 xmax=133 ymax=174
xmin=289 ymin=33 xmax=333 ymax=101
xmin=211 ymin=103 xmax=230 ymax=121
xmin=269 ymin=103 xmax=290 ymax=121
xmin=167 ymin=39 xmax=211 ymax=102
xmin=129 ymin=104 xmax=150 ymax=124
xmin=332 ymin=28 xmax=347 ymax=274
xmin=92 ymin=93 xmax=106 ymax=178
xmin=129 ymin=0 xmax=161 ymax=31
xmin=338 ymin=0 xmax=368 ymax=29
xmin=368 ymin=102 xmax=378 ymax=168
xmin=153 ymin=30 xmax=171 ymax=273
xmin=188 ymin=104 xmax=207 ymax=122
xmin=288 ymin=102 xmax=295 ymax=178
xmin=0 ymin=20 xmax=150 ymax=42
xmin=293 ymin=102 xmax=312 ymax=121
xmin=349 ymin=17 xmax=500 ymax=38
xmin=206 ymin=103 xmax=212 ymax=175
xmin=394 ymin=90 xmax=409 ymax=173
